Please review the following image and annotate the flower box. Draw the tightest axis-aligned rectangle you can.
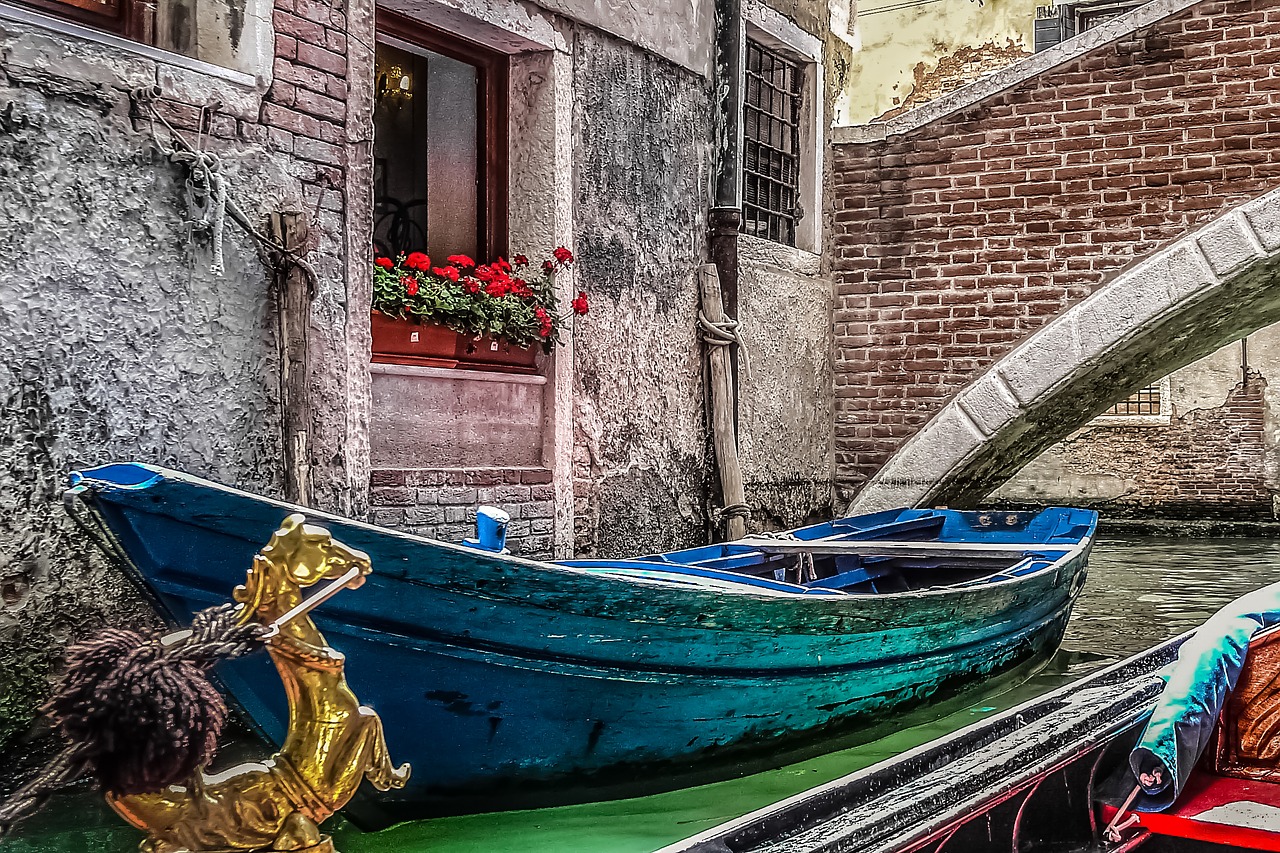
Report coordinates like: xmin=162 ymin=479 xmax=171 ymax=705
xmin=457 ymin=334 xmax=540 ymax=371
xmin=370 ymin=311 xmax=460 ymax=368
xmin=371 ymin=313 xmax=542 ymax=373
xmin=371 ymin=248 xmax=587 ymax=373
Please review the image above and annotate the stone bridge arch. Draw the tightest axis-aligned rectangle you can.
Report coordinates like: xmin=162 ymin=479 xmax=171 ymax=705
xmin=848 ymin=189 xmax=1280 ymax=515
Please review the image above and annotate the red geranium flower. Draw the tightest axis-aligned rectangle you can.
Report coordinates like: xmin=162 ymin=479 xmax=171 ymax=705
xmin=405 ymin=252 xmax=430 ymax=271
xmin=403 ymin=276 xmax=419 ymax=297
xmin=542 ymin=260 xmax=555 ymax=272
xmin=447 ymin=254 xmax=476 ymax=268
xmin=513 ymin=255 xmax=529 ymax=266
xmin=375 ymin=257 xmax=394 ymax=269
xmin=485 ymin=280 xmax=510 ymax=298
xmin=433 ymin=266 xmax=461 ymax=282
xmin=553 ymin=246 xmax=574 ymax=264
xmin=463 ymin=278 xmax=480 ymax=294
xmin=571 ymin=291 xmax=589 ymax=315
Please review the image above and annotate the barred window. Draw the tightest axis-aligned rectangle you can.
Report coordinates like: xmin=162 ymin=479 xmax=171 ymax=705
xmin=1105 ymin=384 xmax=1162 ymax=417
xmin=742 ymin=38 xmax=803 ymax=247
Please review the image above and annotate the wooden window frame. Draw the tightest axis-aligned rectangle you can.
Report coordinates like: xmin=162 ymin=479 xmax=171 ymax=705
xmin=375 ymin=9 xmax=510 ymax=260
xmin=16 ymin=0 xmax=151 ymax=41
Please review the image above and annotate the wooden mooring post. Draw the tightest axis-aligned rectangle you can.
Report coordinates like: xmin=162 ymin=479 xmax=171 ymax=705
xmin=270 ymin=210 xmax=312 ymax=506
xmin=699 ymin=264 xmax=747 ymax=541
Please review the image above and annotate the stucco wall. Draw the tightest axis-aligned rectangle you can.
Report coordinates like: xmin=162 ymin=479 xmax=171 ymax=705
xmin=570 ymin=26 xmax=713 ymax=557
xmin=0 ymin=1 xmax=366 ymax=750
xmin=737 ymin=237 xmax=834 ymax=527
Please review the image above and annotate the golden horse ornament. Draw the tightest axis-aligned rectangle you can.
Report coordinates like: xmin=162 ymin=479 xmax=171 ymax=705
xmin=107 ymin=514 xmax=410 ymax=853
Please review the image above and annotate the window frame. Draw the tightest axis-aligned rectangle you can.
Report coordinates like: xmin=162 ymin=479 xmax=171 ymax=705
xmin=1090 ymin=377 xmax=1173 ymax=427
xmin=740 ymin=3 xmax=823 ymax=254
xmin=375 ymin=9 xmax=510 ymax=260
xmin=742 ymin=36 xmax=804 ymax=248
xmin=15 ymin=0 xmax=146 ymax=40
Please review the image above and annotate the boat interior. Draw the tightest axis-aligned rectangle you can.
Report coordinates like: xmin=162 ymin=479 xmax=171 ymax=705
xmin=557 ymin=507 xmax=1096 ymax=596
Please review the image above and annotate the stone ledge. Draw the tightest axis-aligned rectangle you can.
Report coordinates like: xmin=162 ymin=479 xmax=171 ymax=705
xmin=371 ymin=466 xmax=554 ymax=487
xmin=830 ymin=0 xmax=1204 ymax=144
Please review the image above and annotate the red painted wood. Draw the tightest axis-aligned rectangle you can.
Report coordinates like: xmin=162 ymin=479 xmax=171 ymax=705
xmin=1102 ymin=774 xmax=1280 ymax=852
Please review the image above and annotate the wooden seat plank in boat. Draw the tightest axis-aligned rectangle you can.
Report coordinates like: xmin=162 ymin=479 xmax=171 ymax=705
xmin=733 ymin=537 xmax=1069 ymax=560
xmin=1102 ymin=774 xmax=1280 ymax=852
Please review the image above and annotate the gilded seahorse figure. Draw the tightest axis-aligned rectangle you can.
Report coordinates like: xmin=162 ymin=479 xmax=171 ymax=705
xmin=107 ymin=514 xmax=410 ymax=853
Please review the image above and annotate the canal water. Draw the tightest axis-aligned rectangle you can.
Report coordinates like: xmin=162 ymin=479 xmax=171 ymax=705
xmin=4 ymin=535 xmax=1280 ymax=853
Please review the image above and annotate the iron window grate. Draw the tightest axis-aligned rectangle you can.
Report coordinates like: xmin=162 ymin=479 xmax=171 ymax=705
xmin=743 ymin=38 xmax=803 ymax=247
xmin=1106 ymin=384 xmax=1162 ymax=417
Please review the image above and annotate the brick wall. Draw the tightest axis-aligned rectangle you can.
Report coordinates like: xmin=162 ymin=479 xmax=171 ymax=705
xmin=370 ymin=469 xmax=558 ymax=558
xmin=832 ymin=0 xmax=1280 ymax=500
xmin=1003 ymin=373 xmax=1274 ymax=518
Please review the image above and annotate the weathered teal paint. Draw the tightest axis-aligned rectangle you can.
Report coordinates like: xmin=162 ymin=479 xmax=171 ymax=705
xmin=66 ymin=464 xmax=1096 ymax=826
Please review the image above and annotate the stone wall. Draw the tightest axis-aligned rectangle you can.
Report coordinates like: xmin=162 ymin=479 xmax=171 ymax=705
xmin=370 ymin=467 xmax=557 ymax=556
xmin=831 ymin=0 xmax=1280 ymax=503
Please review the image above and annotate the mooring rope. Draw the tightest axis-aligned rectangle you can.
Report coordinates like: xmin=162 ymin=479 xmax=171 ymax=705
xmin=131 ymin=87 xmax=318 ymax=288
xmin=696 ymin=309 xmax=753 ymax=381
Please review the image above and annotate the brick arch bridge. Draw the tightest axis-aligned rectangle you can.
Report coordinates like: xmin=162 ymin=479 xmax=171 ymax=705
xmin=831 ymin=0 xmax=1280 ymax=512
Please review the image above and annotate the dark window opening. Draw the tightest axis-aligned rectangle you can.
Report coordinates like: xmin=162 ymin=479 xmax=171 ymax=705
xmin=374 ymin=12 xmax=508 ymax=262
xmin=742 ymin=37 xmax=803 ymax=247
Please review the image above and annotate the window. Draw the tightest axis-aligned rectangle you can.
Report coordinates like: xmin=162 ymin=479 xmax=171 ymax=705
xmin=1091 ymin=377 xmax=1171 ymax=426
xmin=742 ymin=37 xmax=804 ymax=247
xmin=1105 ymin=384 xmax=1162 ymax=417
xmin=13 ymin=0 xmax=267 ymax=72
xmin=373 ymin=12 xmax=508 ymax=262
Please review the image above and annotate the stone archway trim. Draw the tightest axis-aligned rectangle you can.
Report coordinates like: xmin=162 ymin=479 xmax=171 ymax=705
xmin=845 ymin=186 xmax=1280 ymax=516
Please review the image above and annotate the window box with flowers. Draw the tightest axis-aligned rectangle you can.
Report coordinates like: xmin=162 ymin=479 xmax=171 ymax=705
xmin=371 ymin=248 xmax=588 ymax=373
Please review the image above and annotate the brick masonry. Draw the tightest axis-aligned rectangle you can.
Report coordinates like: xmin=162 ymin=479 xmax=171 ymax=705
xmin=832 ymin=0 xmax=1280 ymax=502
xmin=1007 ymin=373 xmax=1274 ymax=519
xmin=370 ymin=468 xmax=558 ymax=558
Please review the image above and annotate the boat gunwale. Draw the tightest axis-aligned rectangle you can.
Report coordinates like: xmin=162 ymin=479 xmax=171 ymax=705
xmin=70 ymin=463 xmax=1097 ymax=609
xmin=656 ymin=630 xmax=1189 ymax=853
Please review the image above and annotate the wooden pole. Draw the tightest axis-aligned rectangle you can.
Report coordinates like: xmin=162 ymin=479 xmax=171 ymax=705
xmin=270 ymin=211 xmax=312 ymax=506
xmin=699 ymin=264 xmax=747 ymax=541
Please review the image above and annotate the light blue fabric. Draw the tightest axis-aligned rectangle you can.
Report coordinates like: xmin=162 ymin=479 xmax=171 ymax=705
xmin=1130 ymin=579 xmax=1280 ymax=811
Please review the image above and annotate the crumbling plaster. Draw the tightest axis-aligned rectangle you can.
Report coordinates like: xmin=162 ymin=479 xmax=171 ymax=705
xmin=0 ymin=16 xmax=359 ymax=750
xmin=998 ymin=325 xmax=1280 ymax=513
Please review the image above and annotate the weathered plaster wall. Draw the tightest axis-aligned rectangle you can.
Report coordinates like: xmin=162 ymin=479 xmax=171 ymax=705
xmin=0 ymin=0 xmax=369 ymax=750
xmin=995 ymin=370 xmax=1276 ymax=519
xmin=737 ymin=238 xmax=834 ymax=527
xmin=570 ymin=26 xmax=713 ymax=557
xmin=840 ymin=0 xmax=1036 ymax=125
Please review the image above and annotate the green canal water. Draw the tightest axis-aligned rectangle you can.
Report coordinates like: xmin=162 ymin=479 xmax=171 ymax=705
xmin=4 ymin=535 xmax=1279 ymax=853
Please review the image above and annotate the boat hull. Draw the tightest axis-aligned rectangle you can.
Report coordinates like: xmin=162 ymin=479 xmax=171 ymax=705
xmin=68 ymin=464 xmax=1092 ymax=822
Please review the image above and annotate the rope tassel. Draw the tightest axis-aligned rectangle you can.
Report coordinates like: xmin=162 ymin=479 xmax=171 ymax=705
xmin=0 ymin=604 xmax=265 ymax=837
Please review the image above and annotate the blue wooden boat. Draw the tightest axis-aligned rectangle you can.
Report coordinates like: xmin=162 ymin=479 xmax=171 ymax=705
xmin=65 ymin=462 xmax=1097 ymax=826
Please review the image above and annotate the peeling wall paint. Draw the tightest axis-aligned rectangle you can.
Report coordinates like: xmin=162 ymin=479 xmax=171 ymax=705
xmin=873 ymin=36 xmax=1030 ymax=122
xmin=839 ymin=0 xmax=1038 ymax=125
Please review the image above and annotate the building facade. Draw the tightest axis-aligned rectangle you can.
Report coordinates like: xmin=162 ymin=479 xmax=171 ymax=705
xmin=0 ymin=0 xmax=847 ymax=751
